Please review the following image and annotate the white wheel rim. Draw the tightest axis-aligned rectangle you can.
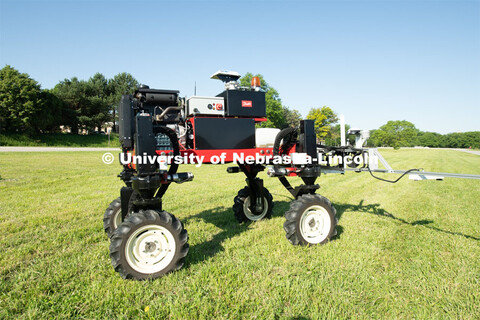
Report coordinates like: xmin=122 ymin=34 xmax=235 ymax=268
xmin=299 ymin=205 xmax=331 ymax=244
xmin=113 ymin=208 xmax=122 ymax=230
xmin=125 ymin=225 xmax=176 ymax=274
xmin=243 ymin=196 xmax=268 ymax=221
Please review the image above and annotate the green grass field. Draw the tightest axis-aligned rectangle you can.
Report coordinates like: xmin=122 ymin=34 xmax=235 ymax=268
xmin=0 ymin=133 xmax=120 ymax=148
xmin=0 ymin=149 xmax=479 ymax=319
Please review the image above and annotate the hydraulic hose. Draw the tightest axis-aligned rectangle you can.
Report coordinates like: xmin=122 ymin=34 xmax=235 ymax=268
xmin=155 ymin=126 xmax=180 ymax=198
xmin=273 ymin=127 xmax=298 ymax=196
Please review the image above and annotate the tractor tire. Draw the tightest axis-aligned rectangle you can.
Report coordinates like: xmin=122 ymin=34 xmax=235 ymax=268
xmin=233 ymin=187 xmax=273 ymax=223
xmin=109 ymin=210 xmax=189 ymax=280
xmin=103 ymin=192 xmax=142 ymax=238
xmin=283 ymin=194 xmax=337 ymax=245
xmin=103 ymin=197 xmax=122 ymax=238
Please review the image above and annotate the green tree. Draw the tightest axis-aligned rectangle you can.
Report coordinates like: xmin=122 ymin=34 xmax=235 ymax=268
xmin=108 ymin=73 xmax=139 ymax=128
xmin=417 ymin=131 xmax=442 ymax=148
xmin=53 ymin=77 xmax=88 ymax=133
xmin=306 ymin=106 xmax=338 ymax=140
xmin=53 ymin=72 xmax=138 ymax=133
xmin=463 ymin=132 xmax=480 ymax=149
xmin=0 ymin=65 xmax=43 ymax=133
xmin=31 ymin=90 xmax=63 ymax=133
xmin=371 ymin=120 xmax=419 ymax=149
xmin=87 ymin=73 xmax=110 ymax=131
xmin=366 ymin=129 xmax=379 ymax=147
xmin=325 ymin=123 xmax=351 ymax=146
xmin=283 ymin=107 xmax=302 ymax=128
xmin=440 ymin=132 xmax=480 ymax=149
xmin=239 ymin=73 xmax=285 ymax=128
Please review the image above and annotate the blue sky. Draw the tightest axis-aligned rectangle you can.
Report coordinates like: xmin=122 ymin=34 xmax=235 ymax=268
xmin=1 ymin=0 xmax=479 ymax=134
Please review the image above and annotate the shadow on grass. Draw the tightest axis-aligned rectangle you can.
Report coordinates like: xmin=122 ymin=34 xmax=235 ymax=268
xmin=182 ymin=199 xmax=292 ymax=269
xmin=182 ymin=206 xmax=248 ymax=268
xmin=335 ymin=199 xmax=479 ymax=241
xmin=182 ymin=197 xmax=478 ymax=268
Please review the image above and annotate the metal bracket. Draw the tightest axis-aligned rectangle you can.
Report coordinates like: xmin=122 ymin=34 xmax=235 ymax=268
xmin=368 ymin=148 xmax=393 ymax=172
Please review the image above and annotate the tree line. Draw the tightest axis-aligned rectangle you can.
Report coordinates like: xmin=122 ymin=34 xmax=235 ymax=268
xmin=366 ymin=120 xmax=480 ymax=149
xmin=1 ymin=66 xmax=478 ymax=148
xmin=0 ymin=65 xmax=138 ymax=134
xmin=243 ymin=73 xmax=478 ymax=149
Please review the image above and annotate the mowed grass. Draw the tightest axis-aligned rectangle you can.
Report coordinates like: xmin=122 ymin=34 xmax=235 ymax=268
xmin=0 ymin=149 xmax=479 ymax=319
xmin=0 ymin=133 xmax=120 ymax=148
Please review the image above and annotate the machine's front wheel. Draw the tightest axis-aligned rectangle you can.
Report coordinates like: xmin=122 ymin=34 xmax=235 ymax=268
xmin=103 ymin=197 xmax=122 ymax=238
xmin=233 ymin=187 xmax=273 ymax=223
xmin=109 ymin=210 xmax=189 ymax=280
xmin=284 ymin=194 xmax=337 ymax=245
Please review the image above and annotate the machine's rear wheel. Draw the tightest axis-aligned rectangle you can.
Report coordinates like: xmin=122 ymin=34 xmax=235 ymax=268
xmin=103 ymin=197 xmax=122 ymax=238
xmin=109 ymin=210 xmax=189 ymax=280
xmin=284 ymin=194 xmax=337 ymax=245
xmin=233 ymin=187 xmax=273 ymax=222
xmin=103 ymin=192 xmax=142 ymax=238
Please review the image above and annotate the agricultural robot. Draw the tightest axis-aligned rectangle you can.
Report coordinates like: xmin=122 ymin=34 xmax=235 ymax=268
xmin=104 ymin=71 xmax=480 ymax=280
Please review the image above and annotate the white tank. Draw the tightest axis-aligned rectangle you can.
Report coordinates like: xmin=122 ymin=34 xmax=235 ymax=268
xmin=255 ymin=128 xmax=281 ymax=148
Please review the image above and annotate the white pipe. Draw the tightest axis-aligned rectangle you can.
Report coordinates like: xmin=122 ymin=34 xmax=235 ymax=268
xmin=340 ymin=114 xmax=346 ymax=147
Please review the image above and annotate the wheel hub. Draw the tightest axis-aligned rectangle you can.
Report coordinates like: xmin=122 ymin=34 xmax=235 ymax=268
xmin=299 ymin=205 xmax=331 ymax=244
xmin=125 ymin=225 xmax=176 ymax=273
xmin=253 ymin=197 xmax=264 ymax=214
xmin=243 ymin=196 xmax=269 ymax=220
xmin=143 ymin=241 xmax=158 ymax=253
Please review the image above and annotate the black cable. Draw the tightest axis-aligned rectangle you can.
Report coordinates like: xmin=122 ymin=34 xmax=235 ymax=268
xmin=363 ymin=151 xmax=422 ymax=183
xmin=367 ymin=166 xmax=421 ymax=183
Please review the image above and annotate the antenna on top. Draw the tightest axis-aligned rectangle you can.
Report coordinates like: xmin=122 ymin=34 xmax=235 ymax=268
xmin=194 ymin=82 xmax=196 ymax=96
